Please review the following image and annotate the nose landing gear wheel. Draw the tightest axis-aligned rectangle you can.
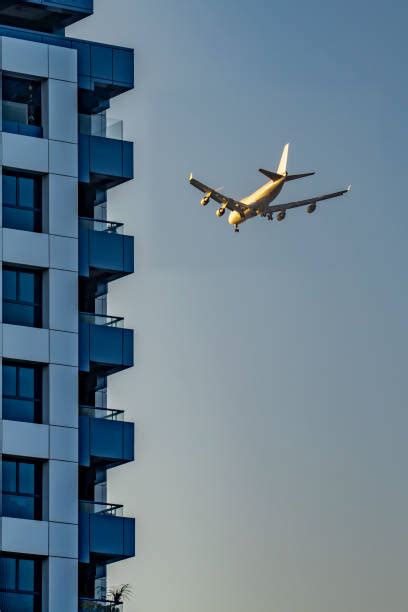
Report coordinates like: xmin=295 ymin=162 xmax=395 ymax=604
xmin=234 ymin=225 xmax=239 ymax=233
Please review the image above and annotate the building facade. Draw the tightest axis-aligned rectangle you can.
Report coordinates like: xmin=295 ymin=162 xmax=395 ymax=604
xmin=0 ymin=1 xmax=135 ymax=610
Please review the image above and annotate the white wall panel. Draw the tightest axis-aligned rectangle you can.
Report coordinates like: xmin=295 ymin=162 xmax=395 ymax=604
xmin=48 ymin=365 xmax=78 ymax=428
xmin=2 ymin=324 xmax=49 ymax=362
xmin=49 ymin=269 xmax=78 ymax=333
xmin=1 ymin=36 xmax=49 ymax=78
xmin=2 ymin=228 xmax=49 ymax=268
xmin=49 ymin=522 xmax=78 ymax=559
xmin=2 ymin=132 xmax=49 ymax=173
xmin=47 ymin=557 xmax=78 ymax=612
xmin=48 ymin=460 xmax=78 ymax=524
xmin=50 ymin=426 xmax=78 ymax=462
xmin=48 ymin=45 xmax=77 ymax=83
xmin=49 ymin=140 xmax=78 ymax=177
xmin=1 ymin=517 xmax=48 ymax=555
xmin=50 ymin=330 xmax=78 ymax=366
xmin=47 ymin=79 xmax=78 ymax=144
xmin=47 ymin=174 xmax=78 ymax=238
xmin=2 ymin=420 xmax=49 ymax=459
xmin=49 ymin=235 xmax=78 ymax=272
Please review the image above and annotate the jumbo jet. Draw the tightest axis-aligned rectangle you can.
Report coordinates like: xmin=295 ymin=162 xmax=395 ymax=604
xmin=189 ymin=144 xmax=350 ymax=232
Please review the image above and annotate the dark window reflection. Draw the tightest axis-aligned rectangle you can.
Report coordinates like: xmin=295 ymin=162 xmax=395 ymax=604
xmin=2 ymin=362 xmax=42 ymax=423
xmin=2 ymin=171 xmax=42 ymax=233
xmin=0 ymin=555 xmax=41 ymax=612
xmin=2 ymin=74 xmax=43 ymax=138
xmin=2 ymin=267 xmax=42 ymax=327
xmin=2 ymin=459 xmax=42 ymax=521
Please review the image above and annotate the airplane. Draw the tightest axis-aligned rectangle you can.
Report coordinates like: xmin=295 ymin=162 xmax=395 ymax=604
xmin=189 ymin=144 xmax=351 ymax=232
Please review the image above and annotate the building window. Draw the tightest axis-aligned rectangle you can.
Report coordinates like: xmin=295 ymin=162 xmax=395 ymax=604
xmin=2 ymin=362 xmax=42 ymax=423
xmin=3 ymin=171 xmax=42 ymax=232
xmin=3 ymin=267 xmax=42 ymax=327
xmin=0 ymin=555 xmax=42 ymax=612
xmin=2 ymin=74 xmax=43 ymax=138
xmin=2 ymin=458 xmax=42 ymax=521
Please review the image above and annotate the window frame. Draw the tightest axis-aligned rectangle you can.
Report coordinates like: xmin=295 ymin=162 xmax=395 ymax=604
xmin=2 ymin=457 xmax=42 ymax=521
xmin=2 ymin=360 xmax=43 ymax=424
xmin=2 ymin=266 xmax=42 ymax=328
xmin=0 ymin=554 xmax=42 ymax=612
xmin=2 ymin=170 xmax=42 ymax=233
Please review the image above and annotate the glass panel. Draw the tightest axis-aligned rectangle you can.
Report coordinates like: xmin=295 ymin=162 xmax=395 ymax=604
xmin=2 ymin=461 xmax=17 ymax=493
xmin=3 ymin=207 xmax=36 ymax=232
xmin=3 ymin=493 xmax=35 ymax=520
xmin=0 ymin=557 xmax=16 ymax=589
xmin=3 ymin=364 xmax=17 ymax=396
xmin=3 ymin=269 xmax=17 ymax=300
xmin=18 ymin=273 xmax=35 ymax=303
xmin=18 ymin=178 xmax=35 ymax=209
xmin=3 ymin=303 xmax=35 ymax=327
xmin=3 ymin=398 xmax=35 ymax=423
xmin=2 ymin=100 xmax=28 ymax=124
xmin=3 ymin=175 xmax=17 ymax=205
xmin=18 ymin=559 xmax=34 ymax=592
xmin=0 ymin=591 xmax=35 ymax=612
xmin=19 ymin=463 xmax=35 ymax=495
xmin=19 ymin=367 xmax=35 ymax=399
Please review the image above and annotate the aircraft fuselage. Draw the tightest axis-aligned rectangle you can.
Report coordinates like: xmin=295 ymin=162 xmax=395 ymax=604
xmin=228 ymin=176 xmax=286 ymax=227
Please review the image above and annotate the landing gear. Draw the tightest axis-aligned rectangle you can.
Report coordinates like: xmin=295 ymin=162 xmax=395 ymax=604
xmin=234 ymin=225 xmax=239 ymax=233
xmin=266 ymin=212 xmax=273 ymax=221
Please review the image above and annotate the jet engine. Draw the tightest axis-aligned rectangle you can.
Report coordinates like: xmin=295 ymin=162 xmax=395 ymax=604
xmin=200 ymin=192 xmax=211 ymax=206
xmin=216 ymin=207 xmax=225 ymax=218
xmin=276 ymin=211 xmax=286 ymax=222
xmin=307 ymin=203 xmax=317 ymax=214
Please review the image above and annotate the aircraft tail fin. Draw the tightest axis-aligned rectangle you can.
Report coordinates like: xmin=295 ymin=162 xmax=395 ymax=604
xmin=259 ymin=169 xmax=283 ymax=181
xmin=286 ymin=171 xmax=315 ymax=181
xmin=277 ymin=143 xmax=289 ymax=175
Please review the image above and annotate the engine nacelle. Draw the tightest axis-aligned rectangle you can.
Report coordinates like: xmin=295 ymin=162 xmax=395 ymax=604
xmin=276 ymin=211 xmax=286 ymax=222
xmin=216 ymin=207 xmax=225 ymax=218
xmin=200 ymin=192 xmax=212 ymax=206
xmin=307 ymin=202 xmax=317 ymax=214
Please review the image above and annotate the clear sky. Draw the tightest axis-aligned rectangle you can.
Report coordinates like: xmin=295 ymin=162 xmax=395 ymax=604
xmin=70 ymin=1 xmax=408 ymax=611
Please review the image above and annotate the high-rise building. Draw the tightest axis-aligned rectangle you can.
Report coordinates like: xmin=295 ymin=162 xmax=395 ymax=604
xmin=0 ymin=2 xmax=135 ymax=610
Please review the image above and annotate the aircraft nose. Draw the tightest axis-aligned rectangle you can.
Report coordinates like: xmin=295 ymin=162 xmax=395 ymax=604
xmin=228 ymin=211 xmax=240 ymax=225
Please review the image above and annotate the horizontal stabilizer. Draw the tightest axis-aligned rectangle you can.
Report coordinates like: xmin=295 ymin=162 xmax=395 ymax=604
xmin=259 ymin=168 xmax=284 ymax=181
xmin=286 ymin=172 xmax=315 ymax=182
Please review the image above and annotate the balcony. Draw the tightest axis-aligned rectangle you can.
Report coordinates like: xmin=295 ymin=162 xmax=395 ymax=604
xmin=0 ymin=24 xmax=134 ymax=111
xmin=79 ymin=218 xmax=134 ymax=285
xmin=79 ymin=313 xmax=134 ymax=376
xmin=79 ymin=501 xmax=135 ymax=565
xmin=79 ymin=598 xmax=122 ymax=612
xmin=78 ymin=133 xmax=133 ymax=190
xmin=79 ymin=405 xmax=134 ymax=469
xmin=0 ymin=0 xmax=93 ymax=33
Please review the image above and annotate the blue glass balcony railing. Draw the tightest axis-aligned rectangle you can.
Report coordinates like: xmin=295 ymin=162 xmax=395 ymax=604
xmin=79 ymin=405 xmax=124 ymax=421
xmin=79 ymin=217 xmax=134 ymax=283
xmin=79 ymin=405 xmax=134 ymax=469
xmin=79 ymin=134 xmax=134 ymax=189
xmin=79 ymin=598 xmax=123 ymax=612
xmin=79 ymin=312 xmax=124 ymax=328
xmin=79 ymin=501 xmax=123 ymax=516
xmin=79 ymin=113 xmax=123 ymax=140
xmin=79 ymin=500 xmax=135 ymax=564
xmin=79 ymin=313 xmax=134 ymax=375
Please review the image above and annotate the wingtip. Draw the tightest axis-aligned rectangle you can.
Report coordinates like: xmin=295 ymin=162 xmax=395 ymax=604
xmin=347 ymin=184 xmax=352 ymax=192
xmin=189 ymin=172 xmax=193 ymax=182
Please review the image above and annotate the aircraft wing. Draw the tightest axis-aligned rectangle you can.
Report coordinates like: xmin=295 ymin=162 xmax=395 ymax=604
xmin=267 ymin=186 xmax=351 ymax=214
xmin=189 ymin=174 xmax=246 ymax=214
